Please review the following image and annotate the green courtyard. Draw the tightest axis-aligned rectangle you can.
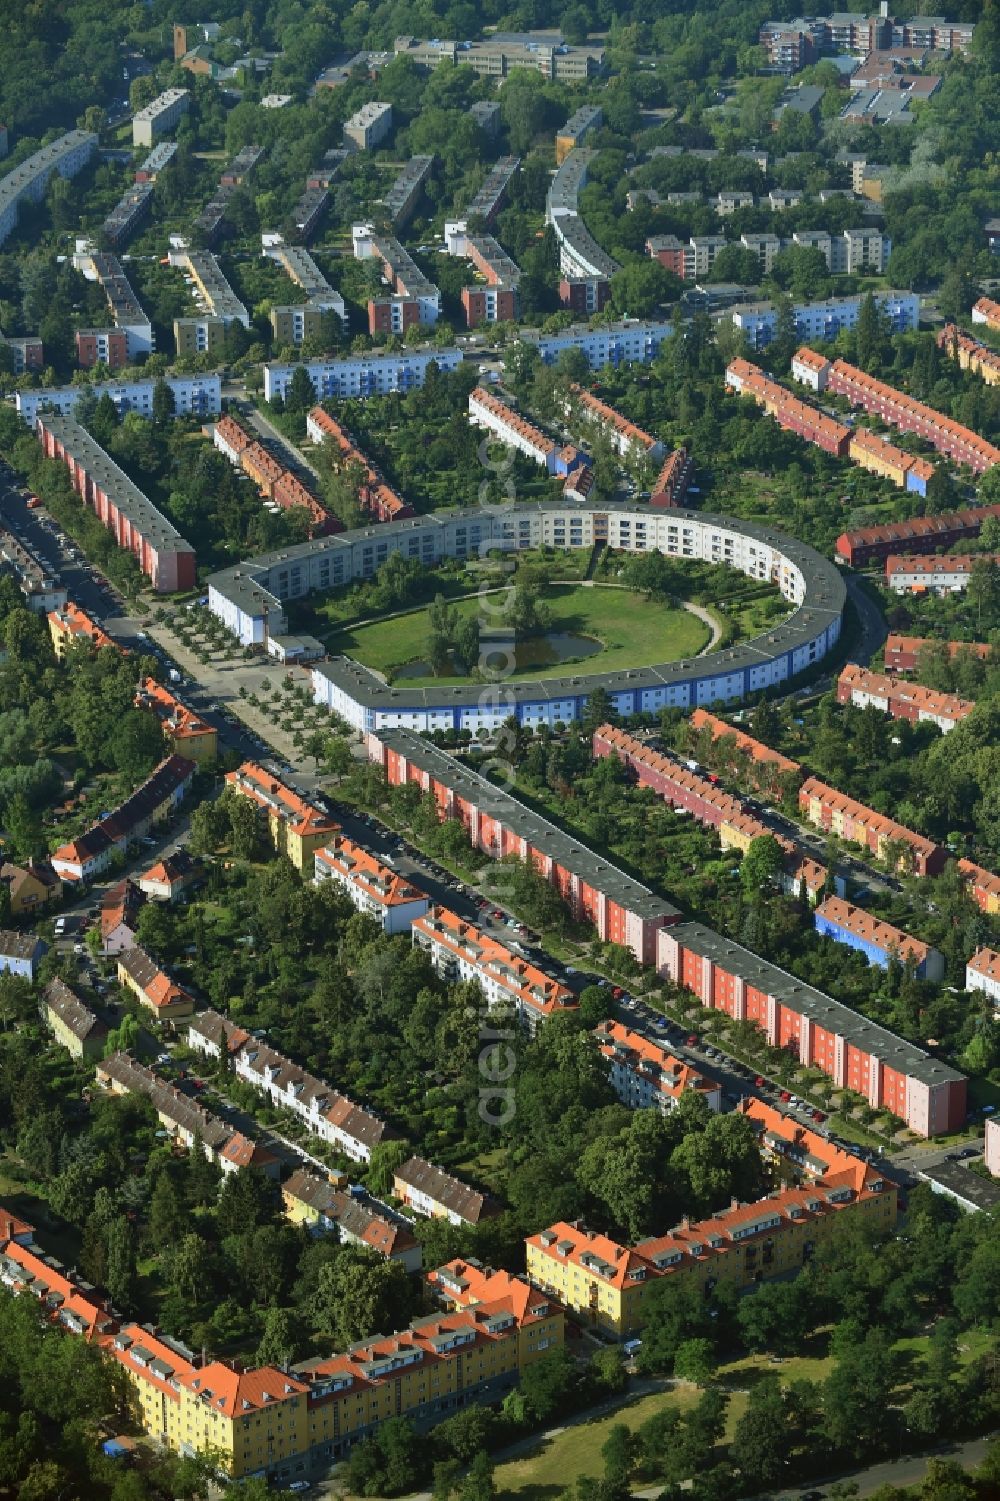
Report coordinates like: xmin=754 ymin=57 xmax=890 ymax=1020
xmin=321 ymin=583 xmax=714 ymax=687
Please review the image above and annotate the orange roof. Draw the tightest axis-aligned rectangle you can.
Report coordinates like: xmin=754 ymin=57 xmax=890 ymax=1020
xmin=799 ymin=775 xmax=939 ymax=859
xmin=307 ymin=406 xmax=409 ymax=522
xmin=967 ymin=945 xmax=1000 ymax=983
xmin=137 ymin=677 xmax=214 ymax=744
xmin=792 ymin=347 xmax=830 ymax=372
xmin=596 ymin=1019 xmax=716 ymax=1103
xmin=829 ymin=357 xmax=1000 ymax=468
xmin=470 ymin=385 xmax=556 ymax=458
xmin=48 ymin=601 xmax=119 ymax=654
xmin=0 ymin=1207 xmax=34 ymax=1245
xmin=838 ymin=663 xmax=975 ymax=724
xmin=1 ymin=1240 xmax=110 ymax=1340
xmin=109 ymin=1323 xmax=196 ymax=1401
xmin=214 ymin=414 xmax=253 ymax=454
xmin=183 ymin=1361 xmax=309 ymax=1417
xmin=413 ymin=904 xmax=576 ymax=1020
xmin=973 ymin=296 xmax=1000 ymax=329
xmin=959 ymin=858 xmax=1000 ymax=902
xmin=885 ymin=634 xmax=992 ymax=664
xmin=739 ymin=1096 xmax=888 ymax=1195
xmin=316 ymin=837 xmax=428 ymax=908
xmin=527 ymin=1221 xmax=652 ymax=1291
xmin=886 ymin=553 xmax=1000 ymax=578
xmin=816 ymin=894 xmax=930 ymax=964
xmin=569 ymin=385 xmax=659 ymax=450
xmin=690 ymin=709 xmax=801 ymax=774
xmin=225 ymin=763 xmax=340 ymax=842
xmin=427 ymin=1259 xmax=555 ymax=1323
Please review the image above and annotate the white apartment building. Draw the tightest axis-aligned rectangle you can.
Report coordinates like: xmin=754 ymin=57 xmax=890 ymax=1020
xmin=966 ymin=947 xmax=1000 ymax=1007
xmin=132 ymin=89 xmax=190 ymax=148
xmin=412 ymin=906 xmax=576 ymax=1032
xmin=314 ymin=840 xmax=430 ymax=934
xmin=263 ymin=347 xmax=462 ymax=402
xmin=15 ymin=374 xmax=221 ymax=426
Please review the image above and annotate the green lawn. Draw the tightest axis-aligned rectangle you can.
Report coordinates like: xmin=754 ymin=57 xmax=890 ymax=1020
xmin=323 ymin=584 xmax=712 ymax=686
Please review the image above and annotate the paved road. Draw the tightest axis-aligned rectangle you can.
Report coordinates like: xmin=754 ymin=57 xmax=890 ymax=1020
xmin=846 ymin=572 xmax=888 ymax=667
xmin=759 ymin=1429 xmax=998 ymax=1501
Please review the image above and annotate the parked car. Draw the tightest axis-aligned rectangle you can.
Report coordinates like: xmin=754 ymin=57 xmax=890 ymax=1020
xmin=780 ymin=1090 xmax=792 ymax=1102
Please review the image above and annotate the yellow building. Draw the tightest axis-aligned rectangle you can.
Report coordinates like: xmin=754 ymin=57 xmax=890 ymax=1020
xmin=527 ymin=1172 xmax=897 ymax=1338
xmin=43 ymin=977 xmax=108 ymax=1060
xmin=0 ymin=860 xmax=61 ymax=917
xmin=136 ymin=677 xmax=218 ymax=765
xmin=112 ymin=1328 xmax=311 ymax=1481
xmin=225 ymin=762 xmax=340 ymax=874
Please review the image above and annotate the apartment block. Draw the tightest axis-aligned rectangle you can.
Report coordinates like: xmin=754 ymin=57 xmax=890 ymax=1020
xmin=885 ymin=553 xmax=1000 ymax=595
xmin=837 ymin=662 xmax=975 ymax=734
xmin=987 ymin=1117 xmax=1000 ymax=1176
xmin=0 ymin=131 xmax=97 ymax=248
xmin=743 ymin=1095 xmax=895 ymax=1193
xmin=306 ymin=406 xmax=413 ymax=522
xmin=134 ymin=141 xmax=177 ymax=182
xmin=730 ymin=290 xmax=918 ymax=349
xmin=557 ymin=275 xmax=610 ymax=314
xmin=658 ymin=921 xmax=964 ymax=1135
xmin=50 ymin=755 xmax=196 ymax=881
xmin=835 ymin=503 xmax=1000 ymax=566
xmin=224 ymin=762 xmax=339 ymax=873
xmin=98 ymin=1052 xmax=275 ymax=1172
xmin=412 ymin=905 xmax=576 ymax=1031
xmin=884 ymin=634 xmax=991 ymax=674
xmin=596 ymin=1019 xmax=721 ymax=1112
xmin=75 ymin=327 xmax=129 ymax=370
xmin=42 ymin=978 xmax=108 ymax=1060
xmin=528 ymin=1161 xmax=896 ymax=1337
xmin=847 ymin=428 xmax=933 ymax=495
xmin=173 ymin=316 xmax=226 ymax=356
xmin=314 ymin=838 xmax=430 ymax=933
xmin=798 ymin=775 xmax=945 ymax=876
xmin=136 ymin=676 xmax=219 ymax=762
xmin=369 ymin=728 xmax=681 ymax=964
xmin=469 ymin=100 xmax=501 ymax=136
xmin=379 ymin=154 xmax=434 ymax=228
xmin=17 ymin=373 xmax=220 ymax=425
xmin=814 ymin=895 xmax=944 ymax=982
xmin=101 ymin=182 xmax=154 ymax=249
xmin=0 ymin=528 xmax=66 ymax=613
xmin=392 ymin=1156 xmax=499 ymax=1226
xmin=547 ymin=149 xmax=620 ymax=284
xmin=267 ymin=241 xmax=347 ymax=339
xmin=132 ymin=90 xmax=189 ymax=147
xmin=284 ymin=1171 xmax=422 ymax=1269
xmin=35 ymin=414 xmax=196 ymax=592
xmin=444 ymin=226 xmax=521 ymax=326
xmin=466 ymin=155 xmax=519 ymax=225
xmin=825 ymin=357 xmax=1000 ymax=475
xmin=116 ymin=947 xmax=195 ymax=1021
xmin=344 ymin=101 xmax=393 ymax=151
xmin=169 ymin=249 xmax=249 ymax=328
xmin=1 ymin=334 xmax=43 ymax=373
xmin=354 ymin=225 xmax=440 ymax=329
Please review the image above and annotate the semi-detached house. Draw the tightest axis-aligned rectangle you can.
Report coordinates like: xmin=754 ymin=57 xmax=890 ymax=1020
xmin=233 ymin=1038 xmax=393 ymax=1162
xmin=116 ymin=946 xmax=195 ymax=1021
xmin=282 ymin=1169 xmax=422 ymax=1272
xmin=392 ymin=1155 xmax=500 ymax=1227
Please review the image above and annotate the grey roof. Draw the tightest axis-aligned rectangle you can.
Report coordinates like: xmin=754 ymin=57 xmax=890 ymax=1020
xmin=102 ymin=182 xmax=154 ymax=242
xmin=380 ymin=155 xmax=434 ymax=221
xmin=559 ymin=104 xmax=603 ymax=140
xmin=467 ymin=235 xmax=520 ymax=287
xmin=918 ymin=1160 xmax=1000 ymax=1212
xmin=0 ymin=131 xmax=97 ymax=245
xmin=136 ymin=141 xmax=178 ymax=176
xmin=43 ymin=979 xmax=107 ymax=1045
xmin=547 ymin=147 xmax=593 ymax=217
xmin=556 ymin=215 xmax=620 ymax=278
xmin=90 ymin=253 xmax=150 ymax=329
xmin=467 ymin=156 xmax=519 ymax=221
xmin=32 ymin=414 xmax=193 ymax=557
xmin=182 ymin=251 xmax=248 ymax=324
xmin=667 ymin=921 xmax=964 ymax=1089
xmin=0 ymin=929 xmax=44 ymax=961
xmin=394 ymin=1155 xmax=497 ymax=1223
xmin=98 ymin=1052 xmax=252 ymax=1158
xmin=375 ymin=728 xmax=682 ymax=924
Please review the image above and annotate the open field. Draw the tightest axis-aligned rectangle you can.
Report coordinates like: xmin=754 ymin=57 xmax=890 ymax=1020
xmin=322 ymin=583 xmax=712 ymax=686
